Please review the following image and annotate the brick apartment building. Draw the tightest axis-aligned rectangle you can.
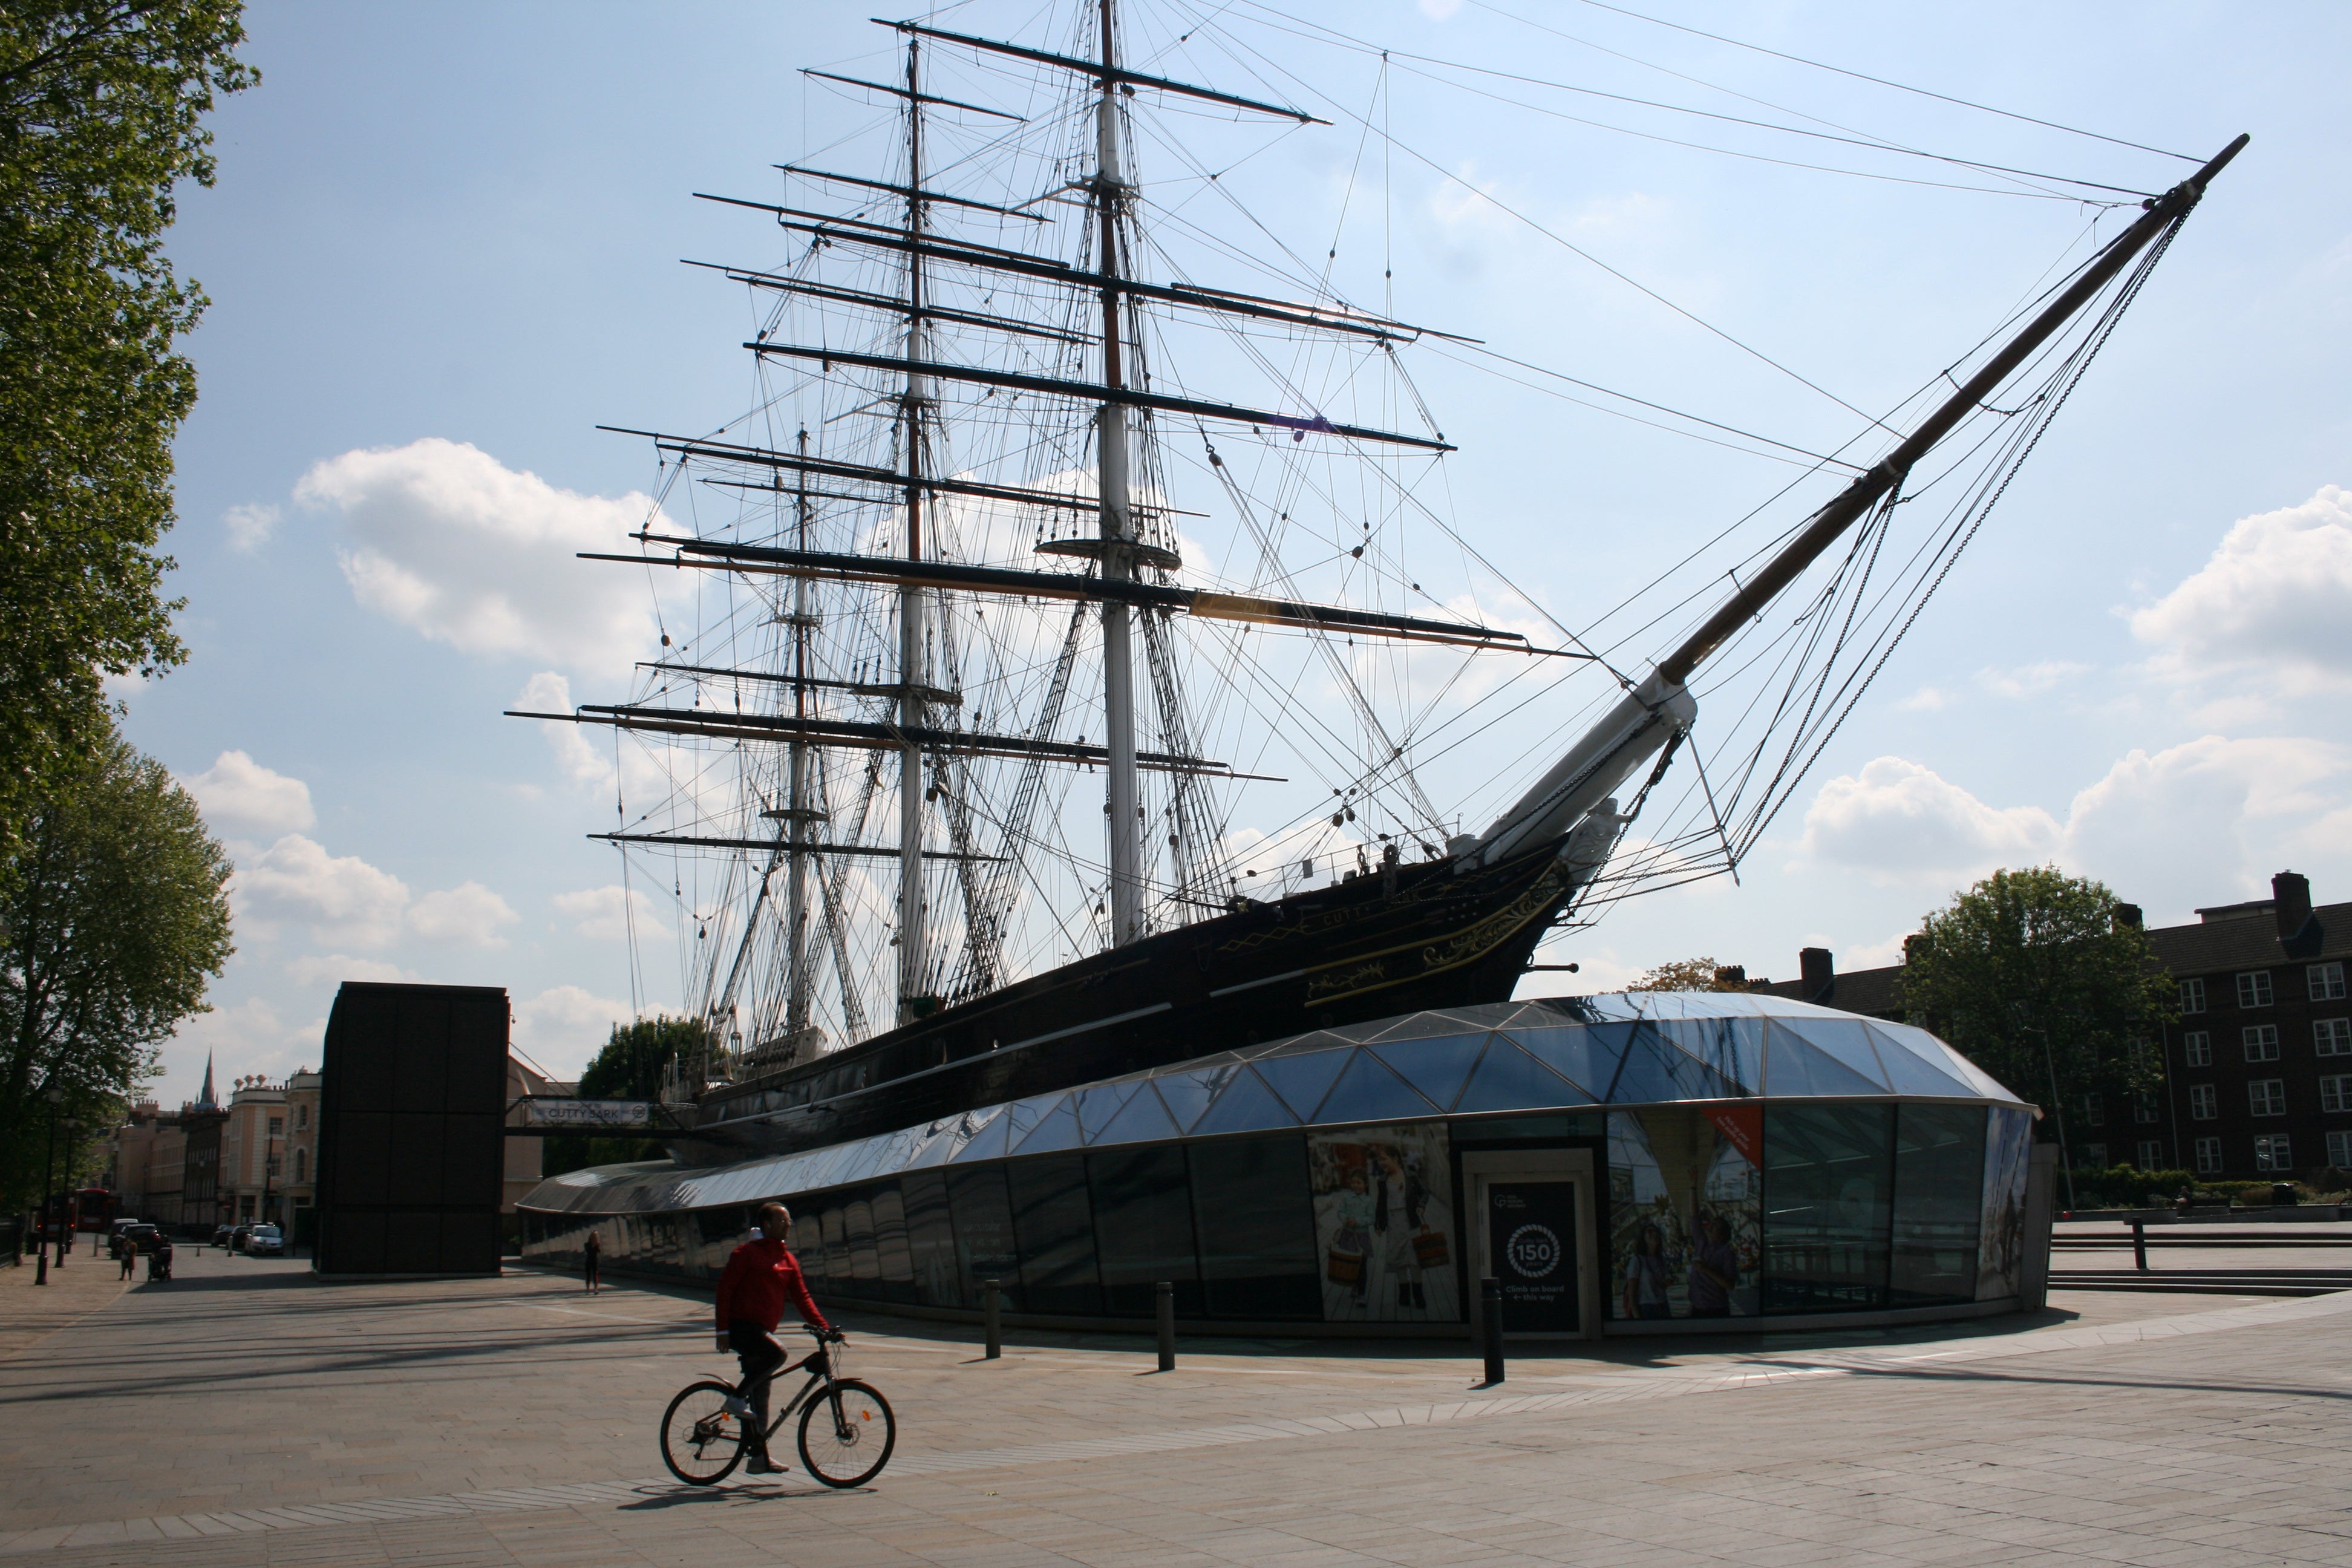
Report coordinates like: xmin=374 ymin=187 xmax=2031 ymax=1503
xmin=1746 ymin=871 xmax=2350 ymax=1183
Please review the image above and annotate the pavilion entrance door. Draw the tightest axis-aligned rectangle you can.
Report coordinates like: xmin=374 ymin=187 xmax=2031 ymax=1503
xmin=1464 ymin=1149 xmax=1600 ymax=1342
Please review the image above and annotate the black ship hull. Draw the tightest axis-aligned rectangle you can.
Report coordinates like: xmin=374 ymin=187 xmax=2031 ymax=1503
xmin=673 ymin=837 xmax=1581 ymax=1165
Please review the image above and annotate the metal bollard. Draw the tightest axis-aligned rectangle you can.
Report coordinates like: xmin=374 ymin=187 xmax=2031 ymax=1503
xmin=1480 ymin=1276 xmax=1505 ymax=1387
xmin=982 ymin=1276 xmax=1002 ymax=1359
xmin=1156 ymin=1280 xmax=1175 ymax=1372
xmin=2131 ymin=1220 xmax=2148 ymax=1273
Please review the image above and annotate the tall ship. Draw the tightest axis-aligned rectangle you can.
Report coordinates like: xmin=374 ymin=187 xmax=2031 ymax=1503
xmin=514 ymin=2 xmax=2241 ymax=1166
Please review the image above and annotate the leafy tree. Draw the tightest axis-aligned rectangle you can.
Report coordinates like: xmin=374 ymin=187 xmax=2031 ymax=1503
xmin=1900 ymin=866 xmax=2172 ymax=1135
xmin=1 ymin=731 xmax=233 ymax=1201
xmin=0 ymin=2 xmax=255 ymax=860
xmin=542 ymin=1015 xmax=707 ymax=1177
xmin=1628 ymin=957 xmax=1749 ymax=992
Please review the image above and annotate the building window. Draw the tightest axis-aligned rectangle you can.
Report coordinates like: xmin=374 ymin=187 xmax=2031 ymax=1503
xmin=2249 ymin=1079 xmax=2287 ymax=1117
xmin=2184 ymin=1030 xmax=2212 ymax=1067
xmin=2080 ymin=1092 xmax=2105 ymax=1128
xmin=2237 ymin=972 xmax=2275 ymax=1008
xmin=267 ymin=1116 xmax=283 ymax=1137
xmin=2132 ymin=1091 xmax=2160 ymax=1125
xmin=266 ymin=1153 xmax=281 ymax=1177
xmin=2189 ymin=1084 xmax=2218 ymax=1120
xmin=2194 ymin=1137 xmax=2223 ymax=1175
xmin=2079 ymin=1142 xmax=2107 ymax=1168
xmin=2329 ymin=1131 xmax=2352 ymax=1170
xmin=2311 ymin=962 xmax=2348 ymax=1002
xmin=2180 ymin=978 xmax=2206 ymax=1014
xmin=295 ymin=1148 xmax=307 ymax=1183
xmin=2324 ymin=1076 xmax=2352 ymax=1115
xmin=2255 ymin=1134 xmax=2294 ymax=1172
xmin=2134 ymin=1139 xmax=2163 ymax=1169
xmin=2244 ymin=1026 xmax=2281 ymax=1062
xmin=296 ymin=1105 xmax=309 ymax=1130
xmin=2318 ymin=1019 xmax=2352 ymax=1057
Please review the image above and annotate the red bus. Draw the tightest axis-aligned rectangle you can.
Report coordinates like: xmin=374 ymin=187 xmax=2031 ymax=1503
xmin=72 ymin=1187 xmax=116 ymax=1233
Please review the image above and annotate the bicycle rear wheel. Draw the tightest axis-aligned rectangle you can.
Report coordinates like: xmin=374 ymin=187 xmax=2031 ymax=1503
xmin=660 ymin=1380 xmax=749 ymax=1485
xmin=797 ymin=1378 xmax=896 ymax=1487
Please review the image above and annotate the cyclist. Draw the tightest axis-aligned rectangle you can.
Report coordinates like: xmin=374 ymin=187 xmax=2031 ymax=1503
xmin=714 ymin=1200 xmax=835 ymax=1475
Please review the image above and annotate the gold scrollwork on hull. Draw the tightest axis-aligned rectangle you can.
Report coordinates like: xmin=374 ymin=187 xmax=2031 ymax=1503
xmin=1304 ymin=960 xmax=1388 ymax=1002
xmin=1301 ymin=859 xmax=1573 ymax=1008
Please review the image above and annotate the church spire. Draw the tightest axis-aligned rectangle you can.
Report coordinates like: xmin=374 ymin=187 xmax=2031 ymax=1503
xmin=197 ymin=1052 xmax=216 ymax=1109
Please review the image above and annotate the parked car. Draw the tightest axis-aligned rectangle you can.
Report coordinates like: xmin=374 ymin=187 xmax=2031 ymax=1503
xmin=112 ymin=1223 xmax=160 ymax=1256
xmin=246 ymin=1224 xmax=286 ymax=1257
xmin=228 ymin=1224 xmax=255 ymax=1253
xmin=212 ymin=1223 xmax=235 ymax=1248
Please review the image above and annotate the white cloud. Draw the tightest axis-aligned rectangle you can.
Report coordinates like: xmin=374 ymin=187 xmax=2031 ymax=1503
xmin=235 ymin=834 xmax=411 ymax=949
xmin=224 ymin=502 xmax=280 ymax=552
xmin=517 ymin=670 xmax=615 ymax=787
xmin=1896 ymin=686 xmax=1949 ymax=712
xmin=1417 ymin=0 xmax=1463 ymax=18
xmin=295 ymin=437 xmax=662 ymax=678
xmin=161 ymin=997 xmax=324 ymax=1102
xmin=2062 ymin=734 xmax=2350 ymax=914
xmin=284 ymin=954 xmax=417 ymax=986
xmin=1795 ymin=757 xmax=2060 ymax=884
xmin=2131 ymin=483 xmax=2352 ymax=691
xmin=1976 ymin=660 xmax=2091 ymax=699
xmin=514 ymin=985 xmax=634 ymax=1082
xmin=181 ymin=750 xmax=316 ymax=837
xmin=554 ymin=884 xmax=665 ymax=941
xmin=408 ymin=881 xmax=519 ymax=946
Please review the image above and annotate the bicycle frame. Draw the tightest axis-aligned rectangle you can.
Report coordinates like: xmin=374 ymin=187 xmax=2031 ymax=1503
xmin=739 ymin=1345 xmax=844 ymax=1447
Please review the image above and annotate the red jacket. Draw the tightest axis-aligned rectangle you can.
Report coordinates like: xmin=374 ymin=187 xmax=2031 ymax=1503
xmin=714 ymin=1235 xmax=831 ymax=1334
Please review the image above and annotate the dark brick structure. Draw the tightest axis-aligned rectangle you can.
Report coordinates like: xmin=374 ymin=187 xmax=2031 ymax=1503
xmin=1745 ymin=872 xmax=2352 ymax=1182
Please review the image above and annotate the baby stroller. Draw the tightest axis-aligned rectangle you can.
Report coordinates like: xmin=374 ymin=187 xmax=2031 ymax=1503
xmin=146 ymin=1239 xmax=173 ymax=1282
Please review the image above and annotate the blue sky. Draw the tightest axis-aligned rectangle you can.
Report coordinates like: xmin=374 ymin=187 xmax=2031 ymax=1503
xmin=131 ymin=0 xmax=2351 ymax=1103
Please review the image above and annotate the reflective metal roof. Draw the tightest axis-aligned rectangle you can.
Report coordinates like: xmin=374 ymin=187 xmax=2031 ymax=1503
xmin=520 ymin=992 xmax=2026 ymax=1216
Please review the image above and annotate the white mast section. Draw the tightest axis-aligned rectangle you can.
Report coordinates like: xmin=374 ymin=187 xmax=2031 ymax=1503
xmin=785 ymin=426 xmax=815 ymax=1046
xmin=897 ymin=38 xmax=932 ymax=1016
xmin=1096 ymin=0 xmax=1143 ymax=946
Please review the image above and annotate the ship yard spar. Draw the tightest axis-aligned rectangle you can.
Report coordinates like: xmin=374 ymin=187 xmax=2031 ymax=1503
xmin=509 ymin=0 xmax=2244 ymax=1160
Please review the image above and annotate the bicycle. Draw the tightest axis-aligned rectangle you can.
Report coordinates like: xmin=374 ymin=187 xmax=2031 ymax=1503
xmin=659 ymin=1326 xmax=897 ymax=1488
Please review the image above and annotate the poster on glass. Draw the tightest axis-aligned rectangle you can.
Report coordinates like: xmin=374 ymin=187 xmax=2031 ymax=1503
xmin=1608 ymin=1106 xmax=1761 ymax=1319
xmin=1977 ymin=1105 xmax=2033 ymax=1300
xmin=1308 ymin=1123 xmax=1459 ymax=1322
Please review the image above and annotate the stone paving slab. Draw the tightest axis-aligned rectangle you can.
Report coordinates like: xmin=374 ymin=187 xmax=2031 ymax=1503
xmin=7 ymin=1247 xmax=2352 ymax=1565
xmin=0 ymin=1243 xmax=128 ymax=1361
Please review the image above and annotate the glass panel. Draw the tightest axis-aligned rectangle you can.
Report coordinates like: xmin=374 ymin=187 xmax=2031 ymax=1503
xmin=1363 ymin=1013 xmax=1480 ymax=1044
xmin=1005 ymin=1094 xmax=1059 ymax=1142
xmin=950 ymin=1106 xmax=1013 ymax=1163
xmin=1864 ymin=1025 xmax=1980 ymax=1098
xmin=1977 ymin=1106 xmax=2034 ymax=1300
xmin=1151 ymin=1065 xmax=1237 ymax=1133
xmin=1884 ymin=1021 xmax=2014 ymax=1102
xmin=1889 ymin=1105 xmax=1985 ymax=1307
xmin=1763 ymin=1027 xmax=1885 ymax=1097
xmin=1190 ymin=1067 xmax=1301 ymax=1136
xmin=1652 ymin=1017 xmax=1766 ymax=1096
xmin=1253 ymin=1049 xmax=1352 ymax=1119
xmin=1778 ymin=1019 xmax=1892 ymax=1091
xmin=1453 ymin=1039 xmax=1592 ymax=1115
xmin=872 ymin=1181 xmax=916 ymax=1301
xmin=945 ymin=1166 xmax=1022 ymax=1309
xmin=1007 ymin=1154 xmax=1102 ymax=1316
xmin=1607 ymin=1108 xmax=1762 ymax=1320
xmin=844 ymin=1191 xmax=880 ymax=1289
xmin=1311 ymin=1050 xmax=1437 ymax=1126
xmin=1762 ymin=1103 xmax=1894 ymax=1314
xmin=1514 ymin=1022 xmax=1632 ymax=1099
xmin=818 ymin=1201 xmax=850 ymax=1289
xmin=1240 ymin=1031 xmax=1353 ymax=1060
xmin=1186 ymin=1135 xmax=1321 ymax=1320
xmin=1368 ymin=1033 xmax=1491 ymax=1112
xmin=1087 ymin=1146 xmax=1202 ymax=1317
xmin=1092 ymin=1084 xmax=1181 ymax=1146
xmin=1010 ymin=1097 xmax=1083 ymax=1156
xmin=901 ymin=1169 xmax=961 ymax=1307
xmin=1603 ymin=1029 xmax=1737 ymax=1104
xmin=1073 ymin=1081 xmax=1140 ymax=1142
xmin=1306 ymin=1123 xmax=1460 ymax=1323
xmin=1452 ymin=1112 xmax=1605 ymax=1141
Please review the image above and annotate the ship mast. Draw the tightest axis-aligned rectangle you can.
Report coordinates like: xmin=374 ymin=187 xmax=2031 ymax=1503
xmin=897 ymin=38 xmax=932 ymax=1016
xmin=785 ymin=426 xmax=814 ymax=1045
xmin=1094 ymin=0 xmax=1142 ymax=946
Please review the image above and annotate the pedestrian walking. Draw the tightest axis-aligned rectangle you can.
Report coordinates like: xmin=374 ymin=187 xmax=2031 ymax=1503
xmin=582 ymin=1229 xmax=602 ymax=1293
xmin=118 ymin=1242 xmax=135 ymax=1280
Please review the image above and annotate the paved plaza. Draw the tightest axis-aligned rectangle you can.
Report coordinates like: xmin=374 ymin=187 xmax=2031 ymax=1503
xmin=5 ymin=1239 xmax=2352 ymax=1567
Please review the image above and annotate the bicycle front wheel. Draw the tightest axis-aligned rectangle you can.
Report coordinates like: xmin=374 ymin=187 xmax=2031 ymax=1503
xmin=661 ymin=1380 xmax=749 ymax=1485
xmin=797 ymin=1378 xmax=896 ymax=1487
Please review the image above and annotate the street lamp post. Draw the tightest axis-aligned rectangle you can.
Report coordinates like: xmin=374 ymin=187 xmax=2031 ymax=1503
xmin=34 ymin=1085 xmax=62 ymax=1285
xmin=56 ymin=1116 xmax=80 ymax=1268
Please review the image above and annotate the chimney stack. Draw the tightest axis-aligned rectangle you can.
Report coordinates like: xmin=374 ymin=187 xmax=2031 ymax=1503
xmin=1798 ymin=947 xmax=1835 ymax=1004
xmin=2112 ymin=903 xmax=2143 ymax=930
xmin=2273 ymin=871 xmax=2317 ymax=955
